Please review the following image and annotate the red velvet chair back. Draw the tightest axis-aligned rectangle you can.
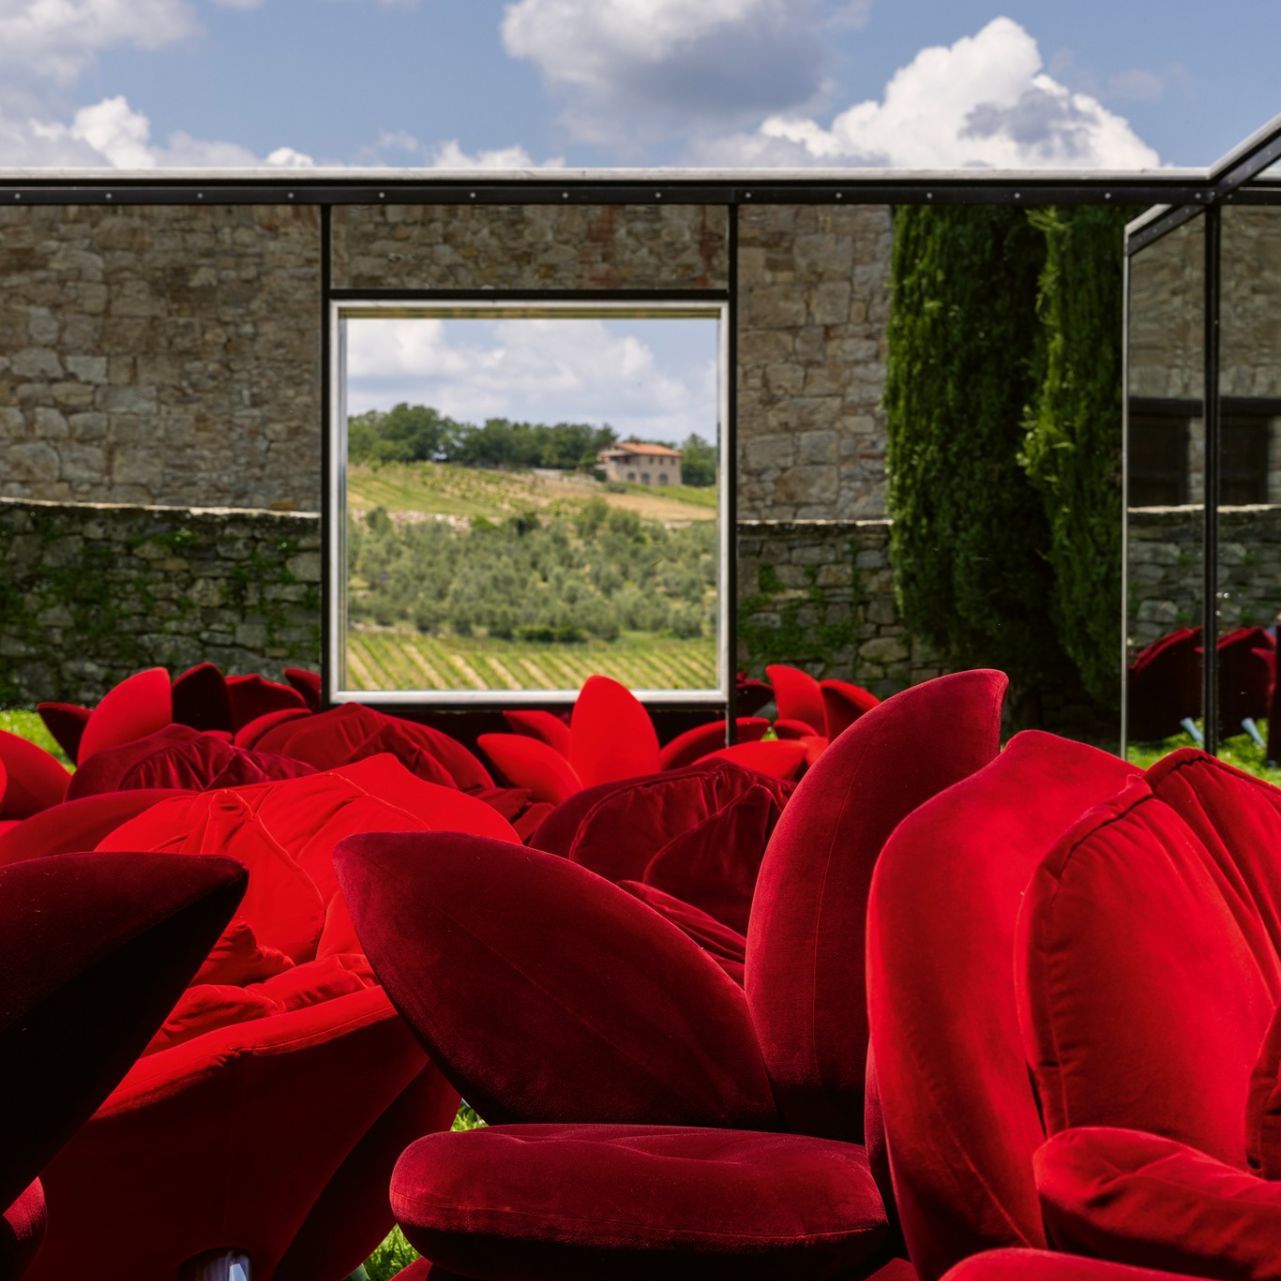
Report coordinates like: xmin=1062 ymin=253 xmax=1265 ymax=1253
xmin=867 ymin=733 xmax=1138 ymax=1280
xmin=1126 ymin=627 xmax=1201 ymax=741
xmin=0 ymin=851 xmax=245 ymax=1210
xmin=1016 ymin=779 xmax=1278 ymax=1168
xmin=745 ymin=670 xmax=1007 ymax=1142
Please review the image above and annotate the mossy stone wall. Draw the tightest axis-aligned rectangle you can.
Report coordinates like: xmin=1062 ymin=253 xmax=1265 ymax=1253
xmin=0 ymin=497 xmax=320 ymax=705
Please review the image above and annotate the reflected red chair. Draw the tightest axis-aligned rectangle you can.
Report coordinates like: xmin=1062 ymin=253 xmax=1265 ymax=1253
xmin=0 ymin=851 xmax=246 ymax=1280
xmin=1126 ymin=626 xmax=1201 ymax=742
xmin=1216 ymin=625 xmax=1274 ymax=744
xmin=335 ymin=671 xmax=1008 ymax=1280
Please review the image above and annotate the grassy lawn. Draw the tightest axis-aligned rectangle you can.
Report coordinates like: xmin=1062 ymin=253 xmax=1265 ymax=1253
xmin=348 ymin=461 xmax=716 ymax=524
xmin=1126 ymin=723 xmax=1281 ymax=784
xmin=346 ymin=627 xmax=717 ymax=693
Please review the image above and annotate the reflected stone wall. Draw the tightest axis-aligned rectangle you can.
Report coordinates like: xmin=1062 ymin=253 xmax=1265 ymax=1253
xmin=0 ymin=205 xmax=321 ymax=511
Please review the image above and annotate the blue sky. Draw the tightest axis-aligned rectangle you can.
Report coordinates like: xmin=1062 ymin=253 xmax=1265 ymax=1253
xmin=0 ymin=1 xmax=1274 ymax=170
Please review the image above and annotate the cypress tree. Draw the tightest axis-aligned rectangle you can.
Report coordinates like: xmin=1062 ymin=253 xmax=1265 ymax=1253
xmin=885 ymin=204 xmax=1060 ymax=697
xmin=1021 ymin=205 xmax=1134 ymax=709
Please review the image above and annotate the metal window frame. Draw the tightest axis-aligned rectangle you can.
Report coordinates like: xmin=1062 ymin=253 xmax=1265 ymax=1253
xmin=1122 ymin=112 xmax=1281 ymax=756
xmin=327 ymin=295 xmax=733 ymax=708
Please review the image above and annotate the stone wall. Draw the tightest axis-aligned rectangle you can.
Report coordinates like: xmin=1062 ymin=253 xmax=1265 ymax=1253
xmin=332 ymin=204 xmax=729 ymax=291
xmin=1128 ymin=503 xmax=1281 ymax=651
xmin=737 ymin=205 xmax=893 ymax=521
xmin=0 ymin=205 xmax=321 ymax=512
xmin=0 ymin=497 xmax=320 ymax=706
xmin=736 ymin=518 xmax=946 ymax=696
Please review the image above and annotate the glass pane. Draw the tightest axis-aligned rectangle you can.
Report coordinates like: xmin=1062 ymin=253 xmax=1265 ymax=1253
xmin=333 ymin=303 xmax=726 ymax=701
xmin=1217 ymin=204 xmax=1281 ymax=769
xmin=1125 ymin=215 xmax=1205 ymax=757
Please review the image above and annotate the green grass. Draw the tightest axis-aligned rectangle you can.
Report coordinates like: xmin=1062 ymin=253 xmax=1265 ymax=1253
xmin=346 ymin=627 xmax=717 ymax=693
xmin=1126 ymin=723 xmax=1281 ymax=784
xmin=0 ymin=709 xmax=71 ymax=766
xmin=348 ymin=461 xmax=716 ymax=523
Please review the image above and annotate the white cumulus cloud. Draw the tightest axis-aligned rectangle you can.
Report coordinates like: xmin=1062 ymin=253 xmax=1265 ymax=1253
xmin=501 ymin=0 xmax=847 ymax=146
xmin=693 ymin=17 xmax=1160 ymax=169
xmin=346 ymin=316 xmax=718 ymax=445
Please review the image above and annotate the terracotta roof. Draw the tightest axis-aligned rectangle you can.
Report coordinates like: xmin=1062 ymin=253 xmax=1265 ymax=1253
xmin=610 ymin=441 xmax=683 ymax=458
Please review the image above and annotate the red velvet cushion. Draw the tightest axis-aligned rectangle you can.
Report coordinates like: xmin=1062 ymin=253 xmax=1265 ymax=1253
xmin=249 ymin=955 xmax=369 ymax=1010
xmin=0 ymin=851 xmax=245 ymax=1211
xmin=642 ymin=782 xmax=783 ymax=933
xmin=696 ymin=739 xmax=808 ymax=778
xmin=76 ymin=667 xmax=173 ymax=765
xmin=0 ymin=789 xmax=190 ymax=866
xmin=1247 ymin=1003 xmax=1281 ymax=1179
xmin=335 ymin=831 xmax=779 ymax=1128
xmin=256 ymin=703 xmax=492 ymax=791
xmin=747 ymin=670 xmax=1007 ymax=1142
xmin=766 ymin=664 xmax=827 ymax=735
xmin=67 ymin=725 xmax=314 ymax=799
xmin=0 ymin=731 xmax=69 ymax=819
xmin=171 ymin=662 xmax=234 ymax=732
xmin=868 ymin=731 xmax=1138 ymax=1281
xmin=941 ymin=1250 xmax=1204 ymax=1281
xmin=392 ymin=1124 xmax=892 ymax=1281
xmin=565 ymin=762 xmax=791 ymax=884
xmin=1148 ymin=749 xmax=1281 ymax=997
xmin=1035 ymin=1126 xmax=1281 ymax=1279
xmin=28 ymin=987 xmax=441 ymax=1281
xmin=0 ymin=1180 xmax=46 ymax=1281
xmin=234 ymin=706 xmax=311 ymax=749
xmin=568 ymin=675 xmax=660 ymax=787
xmin=1016 ymin=782 xmax=1276 ymax=1165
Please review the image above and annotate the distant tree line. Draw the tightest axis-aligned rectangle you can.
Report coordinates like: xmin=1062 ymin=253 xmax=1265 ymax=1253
xmin=350 ymin=498 xmax=717 ymax=643
xmin=348 ymin=403 xmax=717 ymax=486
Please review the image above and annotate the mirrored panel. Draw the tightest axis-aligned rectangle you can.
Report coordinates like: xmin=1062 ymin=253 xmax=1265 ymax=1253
xmin=329 ymin=301 xmax=728 ymax=704
xmin=1125 ymin=214 xmax=1205 ymax=755
xmin=1217 ymin=203 xmax=1281 ymax=767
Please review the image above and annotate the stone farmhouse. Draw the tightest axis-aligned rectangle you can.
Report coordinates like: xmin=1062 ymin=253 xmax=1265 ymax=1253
xmin=596 ymin=441 xmax=683 ymax=487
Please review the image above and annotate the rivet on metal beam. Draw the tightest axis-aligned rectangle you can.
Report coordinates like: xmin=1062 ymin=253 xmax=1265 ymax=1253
xmin=562 ymin=192 xmax=569 ymax=199
xmin=835 ymin=192 xmax=843 ymax=200
xmin=196 ymin=193 xmax=204 ymax=200
xmin=469 ymin=192 xmax=476 ymax=199
xmin=926 ymin=192 xmax=934 ymax=200
xmin=13 ymin=193 xmax=20 ymax=200
xmin=379 ymin=192 xmax=386 ymax=199
xmin=1013 ymin=192 xmax=1021 ymax=200
xmin=745 ymin=192 xmax=753 ymax=199
xmin=655 ymin=191 xmax=663 ymax=199
xmin=1104 ymin=192 xmax=1112 ymax=200
xmin=105 ymin=193 xmax=113 ymax=200
xmin=288 ymin=192 xmax=295 ymax=200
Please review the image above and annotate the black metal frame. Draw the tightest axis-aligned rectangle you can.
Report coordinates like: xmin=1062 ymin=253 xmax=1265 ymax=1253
xmin=1123 ymin=113 xmax=1281 ymax=756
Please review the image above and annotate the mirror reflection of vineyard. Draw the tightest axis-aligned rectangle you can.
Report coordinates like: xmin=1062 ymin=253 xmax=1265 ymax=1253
xmin=345 ymin=405 xmax=719 ymax=692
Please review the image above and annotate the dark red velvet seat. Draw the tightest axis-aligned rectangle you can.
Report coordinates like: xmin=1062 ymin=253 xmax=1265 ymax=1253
xmin=1126 ymin=627 xmax=1201 ymax=742
xmin=337 ymin=671 xmax=1009 ymax=1280
xmin=940 ymin=1251 xmax=1212 ymax=1281
xmin=392 ymin=1124 xmax=894 ymax=1281
xmin=0 ymin=851 xmax=246 ymax=1280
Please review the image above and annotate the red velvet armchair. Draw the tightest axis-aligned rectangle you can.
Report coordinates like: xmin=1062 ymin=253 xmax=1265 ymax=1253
xmin=334 ymin=671 xmax=1008 ymax=1280
xmin=0 ymin=850 xmax=246 ymax=1279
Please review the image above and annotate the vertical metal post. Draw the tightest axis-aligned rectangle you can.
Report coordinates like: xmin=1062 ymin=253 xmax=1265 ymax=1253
xmin=1203 ymin=205 xmax=1222 ymax=754
xmin=319 ymin=203 xmax=333 ymax=709
xmin=1119 ymin=250 xmax=1132 ymax=755
xmin=725 ymin=203 xmax=740 ymax=745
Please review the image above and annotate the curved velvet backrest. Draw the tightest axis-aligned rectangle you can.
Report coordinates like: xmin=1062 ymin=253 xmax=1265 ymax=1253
xmin=1148 ymin=749 xmax=1281 ymax=1000
xmin=766 ymin=664 xmax=827 ymax=735
xmin=76 ymin=667 xmax=173 ymax=766
xmin=335 ymin=831 xmax=780 ymax=1129
xmin=35 ymin=703 xmax=90 ymax=762
xmin=0 ymin=851 xmax=245 ymax=1210
xmin=283 ymin=667 xmax=323 ymax=711
xmin=1016 ymin=782 xmax=1276 ymax=1166
xmin=567 ymin=675 xmax=661 ymax=787
xmin=746 ymin=669 xmax=1007 ymax=1142
xmin=821 ymin=679 xmax=880 ymax=740
xmin=226 ymin=673 xmax=307 ymax=730
xmin=868 ymin=732 xmax=1138 ymax=1280
xmin=171 ymin=662 xmax=234 ymax=732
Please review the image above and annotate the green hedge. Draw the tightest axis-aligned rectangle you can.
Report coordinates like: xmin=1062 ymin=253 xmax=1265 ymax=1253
xmin=885 ymin=204 xmax=1061 ymax=694
xmin=1022 ymin=205 xmax=1135 ymax=709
